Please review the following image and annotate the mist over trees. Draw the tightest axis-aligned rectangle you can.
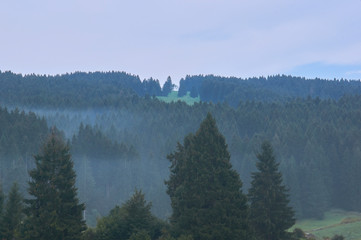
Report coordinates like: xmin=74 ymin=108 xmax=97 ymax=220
xmin=1 ymin=70 xmax=361 ymax=238
xmin=0 ymin=107 xmax=48 ymax=194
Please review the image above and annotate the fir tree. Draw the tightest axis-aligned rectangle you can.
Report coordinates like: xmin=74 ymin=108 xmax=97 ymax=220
xmin=166 ymin=113 xmax=250 ymax=240
xmin=24 ymin=132 xmax=86 ymax=240
xmin=95 ymin=190 xmax=163 ymax=240
xmin=122 ymin=190 xmax=161 ymax=239
xmin=0 ymin=182 xmax=23 ymax=240
xmin=248 ymin=141 xmax=295 ymax=240
xmin=162 ymin=76 xmax=175 ymax=96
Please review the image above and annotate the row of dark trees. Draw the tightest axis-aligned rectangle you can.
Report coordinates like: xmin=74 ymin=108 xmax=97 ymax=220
xmin=2 ymin=70 xmax=361 ymax=110
xmin=178 ymin=74 xmax=361 ymax=106
xmin=0 ymin=71 xmax=175 ymax=108
xmin=0 ymin=114 xmax=296 ymax=240
xmin=164 ymin=114 xmax=295 ymax=240
xmin=95 ymin=115 xmax=296 ymax=239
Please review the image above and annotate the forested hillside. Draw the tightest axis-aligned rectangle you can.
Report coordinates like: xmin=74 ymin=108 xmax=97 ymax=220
xmin=1 ymin=71 xmax=361 ymax=226
xmin=0 ymin=108 xmax=48 ymax=193
xmin=0 ymin=71 xmax=174 ymax=108
xmin=178 ymin=74 xmax=361 ymax=106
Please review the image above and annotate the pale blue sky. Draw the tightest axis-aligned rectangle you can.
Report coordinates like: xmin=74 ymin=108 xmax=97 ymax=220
xmin=1 ymin=0 xmax=361 ymax=84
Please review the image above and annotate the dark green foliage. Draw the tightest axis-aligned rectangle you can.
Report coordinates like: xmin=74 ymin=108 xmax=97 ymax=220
xmin=248 ymin=141 xmax=295 ymax=240
xmin=0 ymin=71 xmax=165 ymax=108
xmin=143 ymin=78 xmax=162 ymax=97
xmin=128 ymin=230 xmax=151 ymax=240
xmin=162 ymin=77 xmax=175 ymax=96
xmin=179 ymin=74 xmax=361 ymax=106
xmin=81 ymin=228 xmax=97 ymax=240
xmin=4 ymin=70 xmax=361 ymax=221
xmin=177 ymin=75 xmax=203 ymax=97
xmin=166 ymin=113 xmax=250 ymax=240
xmin=24 ymin=132 xmax=86 ymax=240
xmin=95 ymin=190 xmax=163 ymax=240
xmin=0 ymin=182 xmax=23 ymax=240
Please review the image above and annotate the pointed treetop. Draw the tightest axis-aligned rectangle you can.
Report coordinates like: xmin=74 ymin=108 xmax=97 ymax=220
xmin=249 ymin=141 xmax=295 ymax=240
xmin=166 ymin=112 xmax=249 ymax=240
xmin=255 ymin=140 xmax=279 ymax=172
xmin=196 ymin=112 xmax=219 ymax=136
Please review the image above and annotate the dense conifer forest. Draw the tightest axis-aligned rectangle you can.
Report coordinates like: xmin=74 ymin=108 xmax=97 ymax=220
xmin=1 ymin=70 xmax=361 ymax=239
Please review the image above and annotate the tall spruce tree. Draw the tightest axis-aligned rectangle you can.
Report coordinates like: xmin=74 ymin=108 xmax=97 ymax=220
xmin=248 ymin=141 xmax=295 ymax=240
xmin=166 ymin=113 xmax=250 ymax=240
xmin=24 ymin=132 xmax=86 ymax=240
xmin=0 ymin=182 xmax=23 ymax=240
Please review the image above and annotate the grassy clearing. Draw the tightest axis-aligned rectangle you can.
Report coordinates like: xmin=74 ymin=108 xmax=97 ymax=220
xmin=292 ymin=209 xmax=361 ymax=239
xmin=157 ymin=91 xmax=200 ymax=105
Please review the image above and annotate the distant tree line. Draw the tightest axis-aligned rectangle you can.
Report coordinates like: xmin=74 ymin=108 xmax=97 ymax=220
xmin=178 ymin=74 xmax=361 ymax=106
xmin=0 ymin=71 xmax=174 ymax=108
xmin=3 ymin=70 xmax=361 ymax=109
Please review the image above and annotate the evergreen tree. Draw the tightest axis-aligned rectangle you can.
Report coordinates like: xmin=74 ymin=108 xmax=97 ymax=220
xmin=0 ymin=182 xmax=23 ymax=240
xmin=162 ymin=76 xmax=175 ymax=96
xmin=248 ymin=141 xmax=295 ymax=240
xmin=24 ymin=132 xmax=86 ymax=240
xmin=166 ymin=113 xmax=250 ymax=240
xmin=95 ymin=190 xmax=163 ymax=240
xmin=122 ymin=190 xmax=162 ymax=239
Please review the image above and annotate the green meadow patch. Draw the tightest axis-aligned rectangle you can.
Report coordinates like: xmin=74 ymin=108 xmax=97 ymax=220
xmin=292 ymin=209 xmax=361 ymax=239
xmin=157 ymin=91 xmax=200 ymax=105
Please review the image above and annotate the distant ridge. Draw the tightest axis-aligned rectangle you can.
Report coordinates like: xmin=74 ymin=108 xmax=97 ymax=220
xmin=178 ymin=74 xmax=361 ymax=106
xmin=1 ymin=70 xmax=361 ymax=108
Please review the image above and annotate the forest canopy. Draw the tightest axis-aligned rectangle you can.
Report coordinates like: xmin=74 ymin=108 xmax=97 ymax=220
xmin=1 ymin=70 xmax=361 ymax=226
